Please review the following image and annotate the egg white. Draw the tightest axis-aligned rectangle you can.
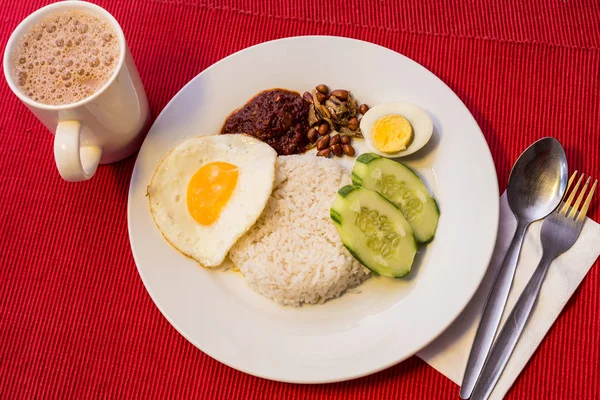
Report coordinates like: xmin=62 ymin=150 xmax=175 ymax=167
xmin=360 ymin=102 xmax=434 ymax=157
xmin=148 ymin=134 xmax=277 ymax=267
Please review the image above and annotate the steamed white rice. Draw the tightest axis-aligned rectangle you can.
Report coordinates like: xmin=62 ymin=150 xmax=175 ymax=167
xmin=229 ymin=154 xmax=370 ymax=306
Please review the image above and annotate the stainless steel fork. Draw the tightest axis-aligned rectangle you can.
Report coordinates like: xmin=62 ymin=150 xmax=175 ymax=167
xmin=470 ymin=171 xmax=598 ymax=400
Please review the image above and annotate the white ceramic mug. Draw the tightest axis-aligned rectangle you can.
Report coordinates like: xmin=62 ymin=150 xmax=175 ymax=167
xmin=3 ymin=1 xmax=150 ymax=182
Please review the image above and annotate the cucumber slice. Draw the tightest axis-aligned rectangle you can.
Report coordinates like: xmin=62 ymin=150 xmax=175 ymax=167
xmin=352 ymin=153 xmax=439 ymax=244
xmin=331 ymin=185 xmax=417 ymax=278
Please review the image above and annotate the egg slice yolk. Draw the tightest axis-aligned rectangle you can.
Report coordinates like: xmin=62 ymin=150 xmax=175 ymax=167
xmin=371 ymin=114 xmax=414 ymax=153
xmin=187 ymin=162 xmax=239 ymax=225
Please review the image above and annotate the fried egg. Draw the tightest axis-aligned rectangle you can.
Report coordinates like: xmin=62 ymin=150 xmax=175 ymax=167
xmin=148 ymin=134 xmax=277 ymax=267
xmin=360 ymin=102 xmax=434 ymax=157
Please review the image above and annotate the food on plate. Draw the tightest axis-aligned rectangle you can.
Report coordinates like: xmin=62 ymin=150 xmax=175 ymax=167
xmin=331 ymin=185 xmax=417 ymax=278
xmin=220 ymin=85 xmax=368 ymax=159
xmin=229 ymin=154 xmax=370 ymax=306
xmin=330 ymin=153 xmax=440 ymax=277
xmin=352 ymin=153 xmax=439 ymax=243
xmin=360 ymin=102 xmax=433 ymax=157
xmin=171 ymin=88 xmax=440 ymax=288
xmin=220 ymin=89 xmax=309 ymax=156
xmin=303 ymin=84 xmax=368 ymax=158
xmin=147 ymin=134 xmax=277 ymax=267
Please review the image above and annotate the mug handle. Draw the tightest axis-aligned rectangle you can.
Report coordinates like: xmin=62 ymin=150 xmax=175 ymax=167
xmin=53 ymin=121 xmax=102 ymax=182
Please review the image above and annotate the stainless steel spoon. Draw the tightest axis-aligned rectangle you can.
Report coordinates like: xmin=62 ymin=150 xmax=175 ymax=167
xmin=460 ymin=137 xmax=568 ymax=399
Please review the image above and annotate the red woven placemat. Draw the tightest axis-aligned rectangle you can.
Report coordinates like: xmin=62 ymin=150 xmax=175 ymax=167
xmin=1 ymin=1 xmax=598 ymax=398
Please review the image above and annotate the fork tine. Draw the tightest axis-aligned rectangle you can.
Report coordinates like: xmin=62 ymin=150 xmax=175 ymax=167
xmin=576 ymin=179 xmax=597 ymax=223
xmin=566 ymin=170 xmax=578 ymax=191
xmin=569 ymin=176 xmax=591 ymax=218
xmin=560 ymin=171 xmax=582 ymax=215
xmin=557 ymin=171 xmax=577 ymax=214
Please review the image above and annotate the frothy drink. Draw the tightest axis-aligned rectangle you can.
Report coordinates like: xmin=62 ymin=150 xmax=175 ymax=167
xmin=12 ymin=10 xmax=120 ymax=105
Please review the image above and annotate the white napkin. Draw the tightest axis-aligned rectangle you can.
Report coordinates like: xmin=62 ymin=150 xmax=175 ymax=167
xmin=418 ymin=192 xmax=600 ymax=399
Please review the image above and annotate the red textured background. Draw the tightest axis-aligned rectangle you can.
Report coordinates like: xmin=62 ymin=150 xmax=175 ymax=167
xmin=1 ymin=1 xmax=599 ymax=398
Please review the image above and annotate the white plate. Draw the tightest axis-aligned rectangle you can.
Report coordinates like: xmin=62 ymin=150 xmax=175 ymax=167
xmin=128 ymin=36 xmax=499 ymax=383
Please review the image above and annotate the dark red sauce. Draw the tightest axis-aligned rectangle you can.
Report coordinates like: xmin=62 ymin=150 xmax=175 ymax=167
xmin=220 ymin=89 xmax=309 ymax=155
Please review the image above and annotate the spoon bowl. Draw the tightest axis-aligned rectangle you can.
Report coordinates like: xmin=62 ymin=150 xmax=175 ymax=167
xmin=507 ymin=137 xmax=569 ymax=221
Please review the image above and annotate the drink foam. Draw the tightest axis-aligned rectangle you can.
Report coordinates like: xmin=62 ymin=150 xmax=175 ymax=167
xmin=12 ymin=10 xmax=120 ymax=106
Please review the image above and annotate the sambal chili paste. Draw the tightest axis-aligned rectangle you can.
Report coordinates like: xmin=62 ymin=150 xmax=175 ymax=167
xmin=220 ymin=89 xmax=309 ymax=155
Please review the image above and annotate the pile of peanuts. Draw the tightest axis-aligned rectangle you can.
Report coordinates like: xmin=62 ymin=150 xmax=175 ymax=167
xmin=303 ymin=84 xmax=369 ymax=158
xmin=310 ymin=128 xmax=355 ymax=158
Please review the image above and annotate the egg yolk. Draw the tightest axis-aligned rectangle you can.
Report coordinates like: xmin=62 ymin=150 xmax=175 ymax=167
xmin=371 ymin=114 xmax=414 ymax=153
xmin=187 ymin=162 xmax=239 ymax=225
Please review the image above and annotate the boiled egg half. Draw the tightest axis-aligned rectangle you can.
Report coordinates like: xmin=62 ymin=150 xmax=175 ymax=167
xmin=360 ymin=102 xmax=433 ymax=157
xmin=147 ymin=134 xmax=277 ymax=267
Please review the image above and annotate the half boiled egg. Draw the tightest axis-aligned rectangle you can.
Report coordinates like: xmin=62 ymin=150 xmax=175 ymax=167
xmin=360 ymin=102 xmax=434 ymax=157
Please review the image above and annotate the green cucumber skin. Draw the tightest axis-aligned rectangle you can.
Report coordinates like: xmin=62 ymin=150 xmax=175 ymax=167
xmin=352 ymin=153 xmax=439 ymax=244
xmin=351 ymin=172 xmax=363 ymax=187
xmin=330 ymin=209 xmax=342 ymax=225
xmin=337 ymin=184 xmax=358 ymax=198
xmin=356 ymin=152 xmax=381 ymax=164
xmin=330 ymin=185 xmax=417 ymax=278
xmin=418 ymin=198 xmax=439 ymax=244
xmin=393 ymin=271 xmax=410 ymax=279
